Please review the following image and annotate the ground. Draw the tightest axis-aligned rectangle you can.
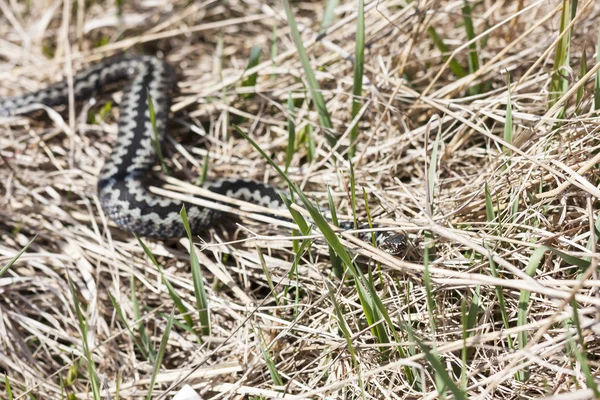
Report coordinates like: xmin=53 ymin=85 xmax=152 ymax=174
xmin=1 ymin=0 xmax=600 ymax=399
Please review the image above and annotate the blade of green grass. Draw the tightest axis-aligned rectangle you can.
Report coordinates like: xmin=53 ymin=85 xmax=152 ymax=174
xmin=115 ymin=370 xmax=121 ymax=400
xmin=484 ymin=182 xmax=495 ymax=222
xmin=280 ymin=193 xmax=310 ymax=235
xmin=88 ymin=101 xmax=112 ymax=124
xmin=241 ymin=46 xmax=262 ymax=99
xmin=410 ymin=330 xmax=467 ymax=400
xmin=350 ymin=162 xmax=358 ymax=230
xmin=362 ymin=188 xmax=377 ymax=249
xmin=423 ymin=124 xmax=440 ymax=324
xmin=483 ymin=186 xmax=513 ymax=349
xmin=576 ymin=46 xmax=587 ymax=112
xmin=283 ymin=237 xmax=311 ymax=314
xmin=285 ymin=92 xmax=296 ymax=173
xmin=320 ymin=0 xmax=339 ymax=35
xmin=196 ymin=152 xmax=209 ymax=186
xmin=327 ymin=281 xmax=366 ymax=399
xmin=348 ymin=0 xmax=365 ymax=158
xmin=427 ymin=26 xmax=468 ymax=78
xmin=282 ymin=0 xmax=335 ymax=146
xmin=147 ymin=94 xmax=169 ymax=174
xmin=584 ymin=214 xmax=600 ymax=266
xmin=327 ymin=186 xmax=343 ymax=278
xmin=130 ymin=272 xmax=154 ymax=361
xmin=67 ymin=274 xmax=101 ymax=400
xmin=564 ymin=299 xmax=600 ymax=396
xmin=135 ymin=234 xmax=198 ymax=338
xmin=516 ymin=245 xmax=589 ymax=381
xmin=180 ymin=206 xmax=211 ymax=336
xmin=460 ymin=298 xmax=468 ymax=390
xmin=108 ymin=293 xmax=149 ymax=360
xmin=0 ymin=235 xmax=36 ymax=278
xmin=260 ymin=331 xmax=283 ymax=388
xmin=256 ymin=246 xmax=279 ymax=306
xmin=4 ymin=375 xmax=13 ymax=400
xmin=146 ymin=309 xmax=174 ymax=400
xmin=462 ymin=0 xmax=481 ymax=95
xmin=595 ymin=28 xmax=600 ymax=110
xmin=549 ymin=0 xmax=572 ymax=111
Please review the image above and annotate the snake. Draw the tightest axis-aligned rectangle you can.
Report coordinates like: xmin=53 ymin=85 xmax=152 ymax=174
xmin=0 ymin=56 xmax=405 ymax=254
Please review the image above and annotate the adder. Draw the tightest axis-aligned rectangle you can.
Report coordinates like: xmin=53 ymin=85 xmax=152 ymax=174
xmin=0 ymin=56 xmax=405 ymax=254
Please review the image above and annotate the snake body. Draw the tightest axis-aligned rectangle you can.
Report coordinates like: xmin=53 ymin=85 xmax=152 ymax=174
xmin=0 ymin=56 xmax=405 ymax=253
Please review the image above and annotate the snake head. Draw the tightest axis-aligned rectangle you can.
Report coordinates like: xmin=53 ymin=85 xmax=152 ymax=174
xmin=378 ymin=232 xmax=407 ymax=255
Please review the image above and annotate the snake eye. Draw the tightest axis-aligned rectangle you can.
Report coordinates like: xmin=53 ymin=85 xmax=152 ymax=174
xmin=380 ymin=233 xmax=406 ymax=255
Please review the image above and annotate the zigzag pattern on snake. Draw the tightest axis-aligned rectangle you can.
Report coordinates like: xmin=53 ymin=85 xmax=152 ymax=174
xmin=0 ymin=56 xmax=405 ymax=254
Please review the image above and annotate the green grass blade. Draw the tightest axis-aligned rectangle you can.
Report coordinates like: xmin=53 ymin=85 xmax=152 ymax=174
xmin=584 ymin=214 xmax=600 ymax=266
xmin=180 ymin=206 xmax=211 ymax=336
xmin=280 ymin=193 xmax=310 ymax=235
xmin=284 ymin=238 xmax=311 ymax=313
xmin=327 ymin=186 xmax=343 ymax=278
xmin=285 ymin=92 xmax=296 ymax=173
xmin=412 ymin=333 xmax=467 ymax=400
xmin=327 ymin=185 xmax=339 ymax=227
xmin=135 ymin=234 xmax=197 ymax=337
xmin=349 ymin=0 xmax=365 ymax=158
xmin=576 ymin=46 xmax=587 ymax=112
xmin=282 ymin=0 xmax=335 ymax=146
xmin=350 ymin=162 xmax=358 ymax=230
xmin=595 ymin=28 xmax=600 ymax=110
xmin=147 ymin=94 xmax=169 ymax=174
xmin=423 ymin=246 xmax=437 ymax=333
xmin=428 ymin=125 xmax=441 ymax=208
xmin=462 ymin=0 xmax=481 ymax=95
xmin=260 ymin=331 xmax=283 ymax=388
xmin=549 ymin=0 xmax=572 ymax=109
xmin=197 ymin=153 xmax=209 ymax=185
xmin=0 ymin=235 xmax=36 ymax=278
xmin=484 ymin=182 xmax=495 ymax=222
xmin=146 ymin=309 xmax=174 ymax=400
xmin=130 ymin=272 xmax=154 ymax=361
xmin=241 ymin=46 xmax=262 ymax=99
xmin=466 ymin=286 xmax=481 ymax=334
xmin=427 ymin=26 xmax=467 ymax=78
xmin=303 ymin=123 xmax=316 ymax=162
xmin=256 ymin=246 xmax=279 ymax=306
xmin=327 ymin=281 xmax=366 ymax=398
xmin=5 ymin=375 xmax=13 ymax=400
xmin=67 ymin=275 xmax=101 ymax=400
xmin=460 ymin=298 xmax=468 ymax=390
xmin=108 ymin=293 xmax=149 ymax=360
xmin=362 ymin=188 xmax=376 ymax=249
xmin=517 ymin=245 xmax=589 ymax=381
xmin=320 ymin=0 xmax=339 ymax=34
xmin=424 ymin=123 xmax=440 ymax=274
xmin=565 ymin=299 xmax=600 ymax=396
xmin=487 ymin=246 xmax=514 ymax=349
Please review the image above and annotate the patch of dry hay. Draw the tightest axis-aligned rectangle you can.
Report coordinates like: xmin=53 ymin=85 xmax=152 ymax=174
xmin=1 ymin=0 xmax=600 ymax=398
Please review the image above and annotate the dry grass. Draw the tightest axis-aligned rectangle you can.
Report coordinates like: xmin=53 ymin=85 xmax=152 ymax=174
xmin=1 ymin=0 xmax=600 ymax=398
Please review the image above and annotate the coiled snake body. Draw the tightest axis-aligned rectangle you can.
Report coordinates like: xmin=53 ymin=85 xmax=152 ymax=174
xmin=0 ymin=56 xmax=404 ymax=254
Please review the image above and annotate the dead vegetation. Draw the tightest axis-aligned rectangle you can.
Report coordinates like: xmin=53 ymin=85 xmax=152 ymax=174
xmin=1 ymin=0 xmax=600 ymax=398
